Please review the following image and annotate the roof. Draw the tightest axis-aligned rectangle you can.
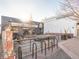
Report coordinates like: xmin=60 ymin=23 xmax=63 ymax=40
xmin=1 ymin=16 xmax=22 ymax=23
xmin=44 ymin=13 xmax=73 ymax=22
xmin=1 ymin=16 xmax=22 ymax=31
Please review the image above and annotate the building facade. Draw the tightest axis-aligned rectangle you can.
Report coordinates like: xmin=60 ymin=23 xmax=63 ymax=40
xmin=1 ymin=16 xmax=22 ymax=31
xmin=44 ymin=16 xmax=77 ymax=36
xmin=1 ymin=16 xmax=44 ymax=36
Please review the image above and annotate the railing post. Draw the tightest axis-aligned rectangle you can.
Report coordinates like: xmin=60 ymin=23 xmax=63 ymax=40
xmin=55 ymin=37 xmax=58 ymax=48
xmin=40 ymin=41 xmax=43 ymax=53
xmin=30 ymin=40 xmax=32 ymax=52
xmin=32 ymin=43 xmax=34 ymax=58
xmin=32 ymin=43 xmax=37 ymax=59
xmin=51 ymin=40 xmax=54 ymax=52
xmin=48 ymin=38 xmax=50 ymax=50
xmin=53 ymin=38 xmax=55 ymax=47
xmin=18 ymin=46 xmax=22 ymax=59
xmin=43 ymin=41 xmax=47 ymax=56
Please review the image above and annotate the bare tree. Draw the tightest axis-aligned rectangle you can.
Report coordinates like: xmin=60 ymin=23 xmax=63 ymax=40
xmin=60 ymin=0 xmax=79 ymax=21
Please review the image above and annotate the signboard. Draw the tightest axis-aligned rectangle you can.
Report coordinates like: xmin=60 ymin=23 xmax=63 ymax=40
xmin=2 ymin=31 xmax=15 ymax=59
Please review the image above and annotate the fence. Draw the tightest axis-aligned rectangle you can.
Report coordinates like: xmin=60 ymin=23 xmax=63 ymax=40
xmin=13 ymin=35 xmax=59 ymax=59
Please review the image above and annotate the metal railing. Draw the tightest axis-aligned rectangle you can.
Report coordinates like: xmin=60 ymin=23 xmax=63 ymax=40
xmin=14 ymin=35 xmax=59 ymax=59
xmin=48 ymin=38 xmax=50 ymax=50
xmin=43 ymin=41 xmax=47 ymax=56
xmin=17 ymin=46 xmax=22 ymax=59
xmin=32 ymin=43 xmax=37 ymax=59
xmin=40 ymin=41 xmax=47 ymax=55
xmin=30 ymin=40 xmax=32 ymax=52
xmin=51 ymin=40 xmax=53 ymax=52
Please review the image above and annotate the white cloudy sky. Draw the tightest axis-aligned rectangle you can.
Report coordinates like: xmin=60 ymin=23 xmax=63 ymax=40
xmin=0 ymin=0 xmax=61 ymax=22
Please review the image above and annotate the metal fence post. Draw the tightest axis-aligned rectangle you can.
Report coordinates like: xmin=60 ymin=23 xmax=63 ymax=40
xmin=51 ymin=40 xmax=54 ymax=52
xmin=48 ymin=38 xmax=50 ymax=50
xmin=40 ymin=41 xmax=43 ymax=53
xmin=32 ymin=43 xmax=37 ymax=59
xmin=30 ymin=40 xmax=32 ymax=52
xmin=43 ymin=41 xmax=47 ymax=56
xmin=53 ymin=38 xmax=55 ymax=47
xmin=18 ymin=46 xmax=22 ymax=59
xmin=55 ymin=37 xmax=58 ymax=48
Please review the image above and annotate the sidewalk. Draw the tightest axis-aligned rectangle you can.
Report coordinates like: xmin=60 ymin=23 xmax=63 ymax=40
xmin=59 ymin=38 xmax=79 ymax=59
xmin=23 ymin=47 xmax=71 ymax=59
xmin=23 ymin=47 xmax=59 ymax=59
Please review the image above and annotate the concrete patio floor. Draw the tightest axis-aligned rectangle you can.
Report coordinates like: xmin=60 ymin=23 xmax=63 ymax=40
xmin=59 ymin=38 xmax=79 ymax=59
